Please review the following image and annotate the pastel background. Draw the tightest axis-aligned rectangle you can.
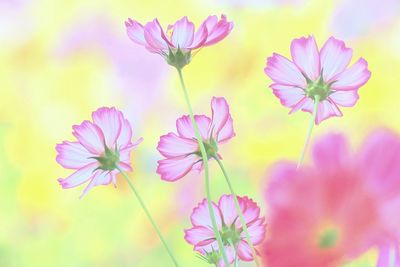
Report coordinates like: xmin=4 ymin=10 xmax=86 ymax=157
xmin=1 ymin=0 xmax=399 ymax=266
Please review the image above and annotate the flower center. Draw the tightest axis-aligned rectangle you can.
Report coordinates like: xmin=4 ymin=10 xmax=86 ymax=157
xmin=306 ymin=75 xmax=331 ymax=101
xmin=317 ymin=227 xmax=339 ymax=249
xmin=220 ymin=225 xmax=241 ymax=246
xmin=166 ymin=47 xmax=192 ymax=69
xmin=92 ymin=145 xmax=120 ymax=171
xmin=194 ymin=138 xmax=219 ymax=159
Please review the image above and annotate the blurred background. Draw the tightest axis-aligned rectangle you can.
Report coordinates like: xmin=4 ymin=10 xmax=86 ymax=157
xmin=0 ymin=0 xmax=399 ymax=266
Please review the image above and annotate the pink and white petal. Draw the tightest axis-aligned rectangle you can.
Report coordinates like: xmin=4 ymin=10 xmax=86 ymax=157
xmin=117 ymin=118 xmax=133 ymax=148
xmin=217 ymin=117 xmax=235 ymax=144
xmin=125 ymin=18 xmax=146 ymax=46
xmin=92 ymin=107 xmax=122 ymax=148
xmin=144 ymin=19 xmax=171 ymax=53
xmin=237 ymin=240 xmax=253 ymax=261
xmin=265 ymin=53 xmax=306 ymax=87
xmin=289 ymin=96 xmax=308 ymax=114
xmin=310 ymin=100 xmax=343 ymax=125
xmin=331 ymin=58 xmax=371 ymax=91
xmin=118 ymin=161 xmax=132 ymax=172
xmin=171 ymin=16 xmax=195 ymax=49
xmin=290 ymin=36 xmax=321 ymax=80
xmin=237 ymin=196 xmax=260 ymax=225
xmin=203 ymin=15 xmax=233 ymax=46
xmin=299 ymin=98 xmax=342 ymax=124
xmin=80 ymin=171 xmax=114 ymax=198
xmin=222 ymin=246 xmax=236 ymax=266
xmin=320 ymin=36 xmax=353 ymax=82
xmin=157 ymin=132 xmax=198 ymax=158
xmin=210 ymin=97 xmax=231 ymax=138
xmin=329 ymin=90 xmax=359 ymax=107
xmin=189 ymin=24 xmax=208 ymax=49
xmin=218 ymin=195 xmax=238 ymax=226
xmin=56 ymin=141 xmax=95 ymax=169
xmin=191 ymin=198 xmax=223 ymax=228
xmin=157 ymin=154 xmax=199 ymax=182
xmin=271 ymin=84 xmax=306 ymax=108
xmin=184 ymin=226 xmax=216 ymax=246
xmin=119 ymin=137 xmax=143 ymax=168
xmin=244 ymin=218 xmax=266 ymax=245
xmin=58 ymin=162 xmax=98 ymax=189
xmin=312 ymin=133 xmax=350 ymax=171
xmin=176 ymin=115 xmax=211 ymax=140
xmin=72 ymin=120 xmax=105 ymax=154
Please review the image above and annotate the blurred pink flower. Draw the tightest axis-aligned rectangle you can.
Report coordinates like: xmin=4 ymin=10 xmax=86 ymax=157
xmin=156 ymin=97 xmax=235 ymax=181
xmin=56 ymin=107 xmax=143 ymax=198
xmin=377 ymin=242 xmax=400 ymax=267
xmin=208 ymin=0 xmax=307 ymax=9
xmin=125 ymin=15 xmax=233 ymax=68
xmin=54 ymin=16 xmax=169 ymax=126
xmin=261 ymin=133 xmax=382 ymax=266
xmin=184 ymin=194 xmax=266 ymax=266
xmin=330 ymin=0 xmax=400 ymax=39
xmin=264 ymin=36 xmax=371 ymax=124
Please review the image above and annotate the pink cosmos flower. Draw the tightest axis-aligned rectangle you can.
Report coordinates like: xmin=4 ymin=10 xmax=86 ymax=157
xmin=264 ymin=36 xmax=371 ymax=124
xmin=125 ymin=15 xmax=233 ymax=69
xmin=56 ymin=107 xmax=143 ymax=198
xmin=156 ymin=97 xmax=235 ymax=181
xmin=184 ymin=194 xmax=266 ymax=266
xmin=261 ymin=133 xmax=382 ymax=266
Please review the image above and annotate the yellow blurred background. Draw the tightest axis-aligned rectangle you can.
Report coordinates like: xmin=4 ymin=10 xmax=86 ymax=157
xmin=0 ymin=0 xmax=399 ymax=266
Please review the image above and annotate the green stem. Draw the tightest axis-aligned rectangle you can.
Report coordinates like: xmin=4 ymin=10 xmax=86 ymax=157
xmin=297 ymin=95 xmax=320 ymax=169
xmin=228 ymin=240 xmax=239 ymax=267
xmin=214 ymin=157 xmax=261 ymax=267
xmin=177 ymin=68 xmax=230 ymax=266
xmin=117 ymin=168 xmax=180 ymax=267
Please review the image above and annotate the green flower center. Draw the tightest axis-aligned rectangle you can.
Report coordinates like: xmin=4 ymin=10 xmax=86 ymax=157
xmin=195 ymin=138 xmax=219 ymax=159
xmin=306 ymin=75 xmax=332 ymax=101
xmin=318 ymin=228 xmax=339 ymax=249
xmin=220 ymin=224 xmax=241 ymax=246
xmin=92 ymin=145 xmax=120 ymax=171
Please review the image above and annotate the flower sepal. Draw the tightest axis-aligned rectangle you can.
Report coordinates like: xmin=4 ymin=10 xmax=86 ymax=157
xmin=91 ymin=144 xmax=120 ymax=171
xmin=166 ymin=47 xmax=192 ymax=70
xmin=197 ymin=249 xmax=222 ymax=266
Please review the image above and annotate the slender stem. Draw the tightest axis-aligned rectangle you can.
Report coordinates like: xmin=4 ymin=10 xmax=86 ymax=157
xmin=228 ymin=240 xmax=239 ymax=267
xmin=214 ymin=157 xmax=261 ymax=267
xmin=117 ymin=168 xmax=180 ymax=267
xmin=176 ymin=68 xmax=230 ymax=267
xmin=297 ymin=95 xmax=320 ymax=169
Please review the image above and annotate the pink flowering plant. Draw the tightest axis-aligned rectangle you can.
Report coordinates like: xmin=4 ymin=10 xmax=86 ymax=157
xmin=125 ymin=15 xmax=233 ymax=69
xmin=52 ymin=10 xmax=387 ymax=267
xmin=56 ymin=107 xmax=143 ymax=197
xmin=157 ymin=97 xmax=234 ymax=181
xmin=185 ymin=195 xmax=266 ymax=266
xmin=264 ymin=36 xmax=371 ymax=167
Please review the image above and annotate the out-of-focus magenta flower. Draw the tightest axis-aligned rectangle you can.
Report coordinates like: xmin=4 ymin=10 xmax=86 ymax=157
xmin=184 ymin=194 xmax=266 ymax=266
xmin=264 ymin=36 xmax=371 ymax=124
xmin=54 ymin=16 xmax=169 ymax=127
xmin=56 ymin=107 xmax=143 ymax=198
xmin=330 ymin=0 xmax=400 ymax=39
xmin=357 ymin=129 xmax=400 ymax=264
xmin=261 ymin=133 xmax=383 ymax=266
xmin=156 ymin=97 xmax=235 ymax=181
xmin=125 ymin=15 xmax=233 ymax=69
xmin=377 ymin=242 xmax=400 ymax=267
